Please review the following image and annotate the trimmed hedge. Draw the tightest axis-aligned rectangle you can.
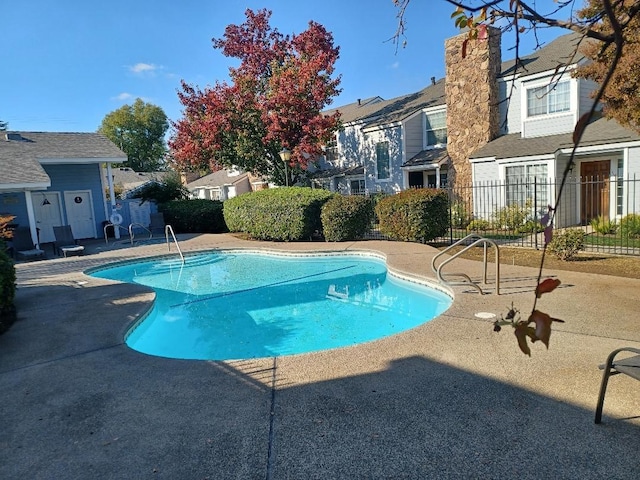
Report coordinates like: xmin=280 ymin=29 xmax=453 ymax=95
xmin=321 ymin=195 xmax=373 ymax=242
xmin=0 ymin=246 xmax=16 ymax=335
xmin=223 ymin=187 xmax=334 ymax=241
xmin=161 ymin=199 xmax=227 ymax=233
xmin=375 ymin=188 xmax=449 ymax=243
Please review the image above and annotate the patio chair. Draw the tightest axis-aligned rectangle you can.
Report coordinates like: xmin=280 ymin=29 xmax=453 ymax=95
xmin=595 ymin=347 xmax=640 ymax=423
xmin=149 ymin=212 xmax=166 ymax=236
xmin=53 ymin=225 xmax=85 ymax=257
xmin=11 ymin=226 xmax=46 ymax=260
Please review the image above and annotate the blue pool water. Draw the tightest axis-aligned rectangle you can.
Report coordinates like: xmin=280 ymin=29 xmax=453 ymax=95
xmin=90 ymin=251 xmax=452 ymax=360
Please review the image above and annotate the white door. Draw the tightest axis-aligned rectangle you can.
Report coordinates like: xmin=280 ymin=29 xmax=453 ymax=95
xmin=32 ymin=192 xmax=63 ymax=244
xmin=64 ymin=190 xmax=97 ymax=239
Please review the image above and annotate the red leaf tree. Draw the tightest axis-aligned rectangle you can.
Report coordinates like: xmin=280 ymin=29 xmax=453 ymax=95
xmin=169 ymin=9 xmax=342 ymax=185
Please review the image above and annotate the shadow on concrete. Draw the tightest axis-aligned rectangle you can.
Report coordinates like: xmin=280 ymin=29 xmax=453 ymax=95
xmin=2 ymin=279 xmax=640 ymax=480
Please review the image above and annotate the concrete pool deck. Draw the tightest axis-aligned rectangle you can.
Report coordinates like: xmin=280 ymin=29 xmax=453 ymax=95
xmin=1 ymin=233 xmax=639 ymax=479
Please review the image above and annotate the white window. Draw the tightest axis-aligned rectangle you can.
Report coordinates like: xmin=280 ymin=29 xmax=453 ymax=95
xmin=425 ymin=110 xmax=447 ymax=146
xmin=324 ymin=137 xmax=338 ymax=163
xmin=376 ymin=142 xmax=390 ymax=180
xmin=505 ymin=163 xmax=548 ymax=214
xmin=527 ymin=81 xmax=570 ymax=117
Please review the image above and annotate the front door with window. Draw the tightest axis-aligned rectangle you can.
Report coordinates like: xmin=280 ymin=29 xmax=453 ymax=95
xmin=580 ymin=160 xmax=611 ymax=224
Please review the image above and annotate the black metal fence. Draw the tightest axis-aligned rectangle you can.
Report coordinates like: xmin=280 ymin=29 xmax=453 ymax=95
xmin=365 ymin=176 xmax=640 ymax=255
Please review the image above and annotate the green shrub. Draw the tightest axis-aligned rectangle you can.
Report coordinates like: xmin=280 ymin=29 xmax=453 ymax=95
xmin=321 ymin=195 xmax=374 ymax=241
xmin=223 ymin=187 xmax=334 ymax=241
xmin=494 ymin=200 xmax=532 ymax=230
xmin=590 ymin=216 xmax=618 ymax=235
xmin=375 ymin=188 xmax=449 ymax=243
xmin=133 ymin=172 xmax=189 ymax=204
xmin=548 ymin=228 xmax=586 ymax=260
xmin=161 ymin=199 xmax=226 ymax=233
xmin=450 ymin=200 xmax=472 ymax=229
xmin=467 ymin=219 xmax=491 ymax=232
xmin=619 ymin=214 xmax=640 ymax=238
xmin=515 ymin=219 xmax=545 ymax=234
xmin=0 ymin=248 xmax=16 ymax=335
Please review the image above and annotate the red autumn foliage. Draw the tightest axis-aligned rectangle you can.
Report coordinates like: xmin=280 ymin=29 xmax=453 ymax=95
xmin=169 ymin=9 xmax=342 ymax=185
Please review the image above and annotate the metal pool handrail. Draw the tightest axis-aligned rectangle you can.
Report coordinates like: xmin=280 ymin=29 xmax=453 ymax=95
xmin=165 ymin=225 xmax=184 ymax=264
xmin=128 ymin=223 xmax=152 ymax=246
xmin=431 ymin=233 xmax=500 ymax=295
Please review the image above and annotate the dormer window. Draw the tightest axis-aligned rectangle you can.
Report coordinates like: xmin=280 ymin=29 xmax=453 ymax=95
xmin=526 ymin=80 xmax=570 ymax=117
xmin=425 ymin=110 xmax=447 ymax=147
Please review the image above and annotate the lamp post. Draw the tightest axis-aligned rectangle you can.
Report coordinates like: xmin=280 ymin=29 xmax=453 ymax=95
xmin=278 ymin=147 xmax=291 ymax=187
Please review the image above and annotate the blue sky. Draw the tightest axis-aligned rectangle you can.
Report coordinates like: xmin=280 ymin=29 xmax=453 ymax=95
xmin=2 ymin=0 xmax=564 ymax=133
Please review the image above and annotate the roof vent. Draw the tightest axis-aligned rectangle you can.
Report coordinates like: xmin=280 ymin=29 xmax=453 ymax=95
xmin=357 ymin=98 xmax=361 ymax=106
xmin=5 ymin=133 xmax=22 ymax=141
xmin=431 ymin=76 xmax=436 ymax=85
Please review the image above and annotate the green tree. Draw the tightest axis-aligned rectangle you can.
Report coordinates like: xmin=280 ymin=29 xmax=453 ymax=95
xmin=0 ymin=120 xmax=7 ymax=131
xmin=99 ymin=98 xmax=169 ymax=172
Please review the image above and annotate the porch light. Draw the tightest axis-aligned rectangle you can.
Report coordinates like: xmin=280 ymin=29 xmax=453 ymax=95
xmin=279 ymin=147 xmax=291 ymax=187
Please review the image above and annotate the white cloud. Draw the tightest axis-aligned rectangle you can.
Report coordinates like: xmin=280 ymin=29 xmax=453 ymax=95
xmin=390 ymin=61 xmax=400 ymax=69
xmin=112 ymin=92 xmax=134 ymax=101
xmin=129 ymin=63 xmax=162 ymax=75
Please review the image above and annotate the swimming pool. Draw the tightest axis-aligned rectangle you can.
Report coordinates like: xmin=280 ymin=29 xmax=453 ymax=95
xmin=90 ymin=250 xmax=452 ymax=360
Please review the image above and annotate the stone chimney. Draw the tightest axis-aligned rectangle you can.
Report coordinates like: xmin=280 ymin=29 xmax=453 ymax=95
xmin=445 ymin=28 xmax=501 ymax=188
xmin=180 ymin=171 xmax=200 ymax=185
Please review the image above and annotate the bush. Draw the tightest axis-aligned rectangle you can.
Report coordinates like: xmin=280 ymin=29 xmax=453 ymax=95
xmin=161 ymin=199 xmax=226 ymax=233
xmin=321 ymin=195 xmax=374 ymax=242
xmin=223 ymin=187 xmax=334 ymax=241
xmin=375 ymin=188 xmax=449 ymax=243
xmin=590 ymin=216 xmax=618 ymax=235
xmin=515 ymin=219 xmax=545 ymax=235
xmin=0 ymin=248 xmax=16 ymax=335
xmin=450 ymin=200 xmax=472 ymax=229
xmin=132 ymin=172 xmax=189 ymax=204
xmin=619 ymin=214 xmax=640 ymax=238
xmin=467 ymin=219 xmax=491 ymax=232
xmin=494 ymin=200 xmax=532 ymax=230
xmin=548 ymin=228 xmax=586 ymax=260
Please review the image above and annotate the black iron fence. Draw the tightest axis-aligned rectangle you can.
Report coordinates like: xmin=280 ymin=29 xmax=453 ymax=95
xmin=365 ymin=176 xmax=640 ymax=255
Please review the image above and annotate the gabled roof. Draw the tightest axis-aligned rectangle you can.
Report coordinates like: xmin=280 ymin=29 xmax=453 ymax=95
xmin=109 ymin=167 xmax=172 ymax=190
xmin=470 ymin=116 xmax=640 ymax=160
xmin=362 ymin=79 xmax=446 ymax=131
xmin=187 ymin=169 xmax=249 ymax=189
xmin=324 ymin=97 xmax=385 ymax=123
xmin=0 ymin=131 xmax=126 ymax=190
xmin=500 ymin=32 xmax=589 ymax=78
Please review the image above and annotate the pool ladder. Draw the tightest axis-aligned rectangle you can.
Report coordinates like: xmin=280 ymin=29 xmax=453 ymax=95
xmin=165 ymin=225 xmax=184 ymax=264
xmin=118 ymin=222 xmax=184 ymax=264
xmin=431 ymin=234 xmax=500 ymax=295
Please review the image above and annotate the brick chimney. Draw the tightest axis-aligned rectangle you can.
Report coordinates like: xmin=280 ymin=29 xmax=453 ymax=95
xmin=445 ymin=28 xmax=501 ymax=188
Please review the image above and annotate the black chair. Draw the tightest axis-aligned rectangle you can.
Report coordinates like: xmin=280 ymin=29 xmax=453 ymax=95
xmin=53 ymin=225 xmax=85 ymax=257
xmin=11 ymin=227 xmax=46 ymax=260
xmin=595 ymin=347 xmax=640 ymax=423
